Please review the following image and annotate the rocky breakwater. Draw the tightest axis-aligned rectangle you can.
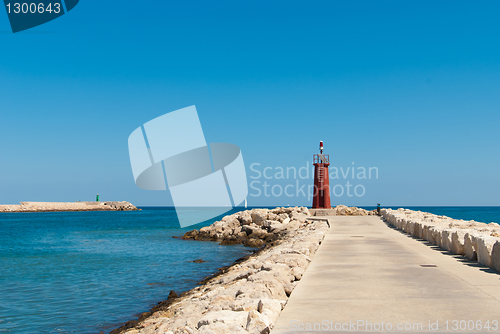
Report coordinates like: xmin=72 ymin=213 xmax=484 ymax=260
xmin=181 ymin=205 xmax=375 ymax=249
xmin=0 ymin=201 xmax=139 ymax=213
xmin=333 ymin=205 xmax=377 ymax=216
xmin=181 ymin=207 xmax=314 ymax=248
xmin=117 ymin=207 xmax=329 ymax=334
xmin=381 ymin=208 xmax=500 ymax=273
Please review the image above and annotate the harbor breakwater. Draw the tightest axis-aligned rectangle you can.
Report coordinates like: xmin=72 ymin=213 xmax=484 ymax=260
xmin=114 ymin=205 xmax=374 ymax=334
xmin=381 ymin=208 xmax=500 ymax=273
xmin=0 ymin=201 xmax=138 ymax=213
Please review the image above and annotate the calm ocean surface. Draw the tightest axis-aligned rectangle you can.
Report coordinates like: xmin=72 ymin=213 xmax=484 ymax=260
xmin=0 ymin=206 xmax=498 ymax=333
xmin=0 ymin=207 xmax=253 ymax=334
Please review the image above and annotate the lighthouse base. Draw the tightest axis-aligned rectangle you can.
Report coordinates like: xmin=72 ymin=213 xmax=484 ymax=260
xmin=309 ymin=208 xmax=337 ymax=216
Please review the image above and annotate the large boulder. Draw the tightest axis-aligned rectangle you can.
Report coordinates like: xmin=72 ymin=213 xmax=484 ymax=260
xmin=421 ymin=224 xmax=434 ymax=242
xmin=464 ymin=232 xmax=478 ymax=261
xmin=241 ymin=225 xmax=262 ymax=236
xmin=250 ymin=264 xmax=294 ymax=288
xmin=251 ymin=210 xmax=268 ymax=226
xmin=227 ymin=298 xmax=260 ymax=312
xmin=237 ymin=211 xmax=253 ymax=225
xmin=244 ymin=239 xmax=265 ymax=248
xmin=219 ymin=235 xmax=244 ymax=246
xmin=476 ymin=236 xmax=497 ymax=267
xmin=246 ymin=310 xmax=270 ymax=334
xmin=279 ymin=220 xmax=301 ymax=234
xmin=429 ymin=226 xmax=443 ymax=246
xmin=441 ymin=229 xmax=453 ymax=251
xmin=450 ymin=230 xmax=466 ymax=255
xmin=257 ymin=298 xmax=283 ymax=325
xmin=299 ymin=207 xmax=311 ymax=216
xmin=197 ymin=310 xmax=248 ymax=331
xmin=267 ymin=213 xmax=278 ymax=221
xmin=276 ymin=214 xmax=289 ymax=223
xmin=262 ymin=220 xmax=281 ymax=229
xmin=291 ymin=267 xmax=305 ymax=280
xmin=181 ymin=229 xmax=199 ymax=240
xmin=335 ymin=205 xmax=349 ymax=215
xmin=351 ymin=208 xmax=368 ymax=216
xmin=264 ymin=253 xmax=310 ymax=269
xmin=290 ymin=212 xmax=308 ymax=223
xmin=235 ymin=280 xmax=287 ymax=300
xmin=221 ymin=216 xmax=240 ymax=232
xmin=491 ymin=241 xmax=500 ymax=273
xmin=267 ymin=222 xmax=286 ymax=234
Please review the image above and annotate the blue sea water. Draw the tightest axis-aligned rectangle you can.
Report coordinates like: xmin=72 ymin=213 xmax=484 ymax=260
xmin=0 ymin=207 xmax=253 ymax=334
xmin=1 ymin=206 xmax=499 ymax=334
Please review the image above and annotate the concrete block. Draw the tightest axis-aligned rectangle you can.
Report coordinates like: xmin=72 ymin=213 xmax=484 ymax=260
xmin=450 ymin=230 xmax=466 ymax=255
xmin=477 ymin=236 xmax=497 ymax=267
xmin=491 ymin=241 xmax=500 ymax=273
xmin=441 ymin=230 xmax=452 ymax=251
xmin=464 ymin=232 xmax=478 ymax=261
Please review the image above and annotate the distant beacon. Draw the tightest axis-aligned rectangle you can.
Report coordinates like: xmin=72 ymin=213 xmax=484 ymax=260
xmin=312 ymin=141 xmax=331 ymax=209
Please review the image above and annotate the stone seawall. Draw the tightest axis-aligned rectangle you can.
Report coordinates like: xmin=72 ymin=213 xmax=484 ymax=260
xmin=113 ymin=206 xmax=330 ymax=334
xmin=381 ymin=208 xmax=500 ymax=273
xmin=181 ymin=205 xmax=375 ymax=248
xmin=0 ymin=201 xmax=139 ymax=213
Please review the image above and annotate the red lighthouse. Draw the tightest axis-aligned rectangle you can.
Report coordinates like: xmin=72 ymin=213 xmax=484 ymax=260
xmin=312 ymin=141 xmax=331 ymax=209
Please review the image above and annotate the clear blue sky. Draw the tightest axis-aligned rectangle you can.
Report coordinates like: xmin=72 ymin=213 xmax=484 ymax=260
xmin=1 ymin=0 xmax=499 ymax=207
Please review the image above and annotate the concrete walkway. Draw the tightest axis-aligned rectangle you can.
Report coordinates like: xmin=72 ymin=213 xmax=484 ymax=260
xmin=272 ymin=216 xmax=500 ymax=334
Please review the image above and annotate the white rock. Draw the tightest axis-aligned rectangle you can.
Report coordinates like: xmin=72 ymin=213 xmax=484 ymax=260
xmin=290 ymin=212 xmax=308 ymax=223
xmin=197 ymin=310 xmax=248 ymax=329
xmin=335 ymin=205 xmax=350 ymax=215
xmin=173 ymin=327 xmax=195 ymax=334
xmin=154 ymin=323 xmax=171 ymax=334
xmin=243 ymin=260 xmax=264 ymax=270
xmin=246 ymin=310 xmax=271 ymax=334
xmin=429 ymin=226 xmax=442 ymax=246
xmin=237 ymin=211 xmax=253 ymax=225
xmin=476 ymin=236 xmax=497 ymax=267
xmin=268 ymin=223 xmax=287 ymax=234
xmin=491 ymin=241 xmax=500 ymax=272
xmin=236 ymin=279 xmax=287 ymax=300
xmin=264 ymin=253 xmax=310 ymax=269
xmin=276 ymin=220 xmax=301 ymax=234
xmin=251 ymin=210 xmax=268 ymax=226
xmin=421 ymin=225 xmax=433 ymax=242
xmin=464 ymin=232 xmax=478 ymax=261
xmin=300 ymin=207 xmax=311 ymax=216
xmin=228 ymin=298 xmax=259 ymax=312
xmin=249 ymin=268 xmax=293 ymax=290
xmin=291 ymin=267 xmax=305 ymax=280
xmin=257 ymin=298 xmax=283 ymax=325
xmin=441 ymin=229 xmax=453 ymax=251
xmin=266 ymin=212 xmax=277 ymax=220
xmin=197 ymin=322 xmax=230 ymax=334
xmin=262 ymin=220 xmax=281 ymax=228
xmin=450 ymin=230 xmax=466 ymax=255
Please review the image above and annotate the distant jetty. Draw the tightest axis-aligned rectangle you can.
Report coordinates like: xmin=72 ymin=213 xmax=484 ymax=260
xmin=0 ymin=201 xmax=139 ymax=213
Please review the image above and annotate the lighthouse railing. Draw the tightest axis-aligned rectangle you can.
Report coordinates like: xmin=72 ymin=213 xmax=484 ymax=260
xmin=313 ymin=154 xmax=329 ymax=164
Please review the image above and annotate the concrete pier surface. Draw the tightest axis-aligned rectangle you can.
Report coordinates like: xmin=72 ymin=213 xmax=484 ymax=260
xmin=272 ymin=216 xmax=500 ymax=334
